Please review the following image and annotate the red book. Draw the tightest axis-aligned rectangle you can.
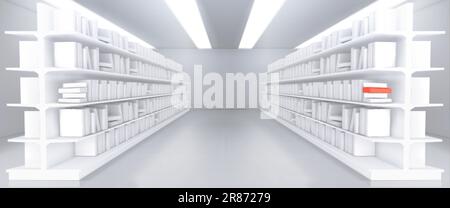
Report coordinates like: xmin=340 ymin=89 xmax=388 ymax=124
xmin=363 ymin=87 xmax=392 ymax=94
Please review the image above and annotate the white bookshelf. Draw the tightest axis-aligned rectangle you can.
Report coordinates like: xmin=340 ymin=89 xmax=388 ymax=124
xmin=263 ymin=2 xmax=446 ymax=180
xmin=5 ymin=3 xmax=190 ymax=180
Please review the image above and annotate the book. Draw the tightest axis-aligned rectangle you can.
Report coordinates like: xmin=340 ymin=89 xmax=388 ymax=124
xmin=19 ymin=41 xmax=39 ymax=68
xmin=411 ymin=77 xmax=430 ymax=104
xmin=63 ymin=81 xmax=90 ymax=88
xmin=20 ymin=77 xmax=40 ymax=104
xmin=411 ymin=41 xmax=431 ymax=68
xmin=58 ymin=88 xmax=87 ymax=94
xmin=368 ymin=42 xmax=397 ymax=68
xmin=411 ymin=111 xmax=426 ymax=138
xmin=60 ymin=108 xmax=91 ymax=137
xmin=62 ymin=93 xmax=87 ymax=99
xmin=24 ymin=111 xmax=40 ymax=138
xmin=53 ymin=9 xmax=82 ymax=33
xmin=350 ymin=48 xmax=360 ymax=70
xmin=54 ymin=42 xmax=83 ymax=68
xmin=359 ymin=108 xmax=391 ymax=137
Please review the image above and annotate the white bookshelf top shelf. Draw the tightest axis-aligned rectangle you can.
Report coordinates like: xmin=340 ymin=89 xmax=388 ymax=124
xmin=268 ymin=31 xmax=446 ymax=73
xmin=266 ymin=68 xmax=445 ymax=84
xmin=270 ymin=93 xmax=443 ymax=110
xmin=261 ymin=110 xmax=443 ymax=180
xmin=269 ymin=105 xmax=442 ymax=144
xmin=5 ymin=31 xmax=182 ymax=73
xmin=9 ymin=106 xmax=187 ymax=144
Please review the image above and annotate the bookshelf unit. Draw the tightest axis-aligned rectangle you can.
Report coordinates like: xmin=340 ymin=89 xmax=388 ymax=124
xmin=262 ymin=2 xmax=446 ymax=180
xmin=5 ymin=2 xmax=190 ymax=180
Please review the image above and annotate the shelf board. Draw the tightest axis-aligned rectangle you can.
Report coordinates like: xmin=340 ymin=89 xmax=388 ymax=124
xmin=270 ymin=104 xmax=442 ymax=144
xmin=6 ymin=67 xmax=176 ymax=84
xmin=261 ymin=110 xmax=443 ymax=180
xmin=8 ymin=105 xmax=186 ymax=144
xmin=5 ymin=31 xmax=182 ymax=73
xmin=7 ymin=93 xmax=183 ymax=110
xmin=268 ymin=31 xmax=446 ymax=73
xmin=267 ymin=68 xmax=445 ymax=84
xmin=270 ymin=94 xmax=443 ymax=110
xmin=7 ymin=109 xmax=190 ymax=180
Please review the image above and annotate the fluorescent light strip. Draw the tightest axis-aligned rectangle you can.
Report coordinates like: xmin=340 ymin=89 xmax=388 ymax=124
xmin=239 ymin=0 xmax=286 ymax=49
xmin=295 ymin=0 xmax=408 ymax=49
xmin=165 ymin=0 xmax=211 ymax=49
xmin=42 ymin=0 xmax=154 ymax=48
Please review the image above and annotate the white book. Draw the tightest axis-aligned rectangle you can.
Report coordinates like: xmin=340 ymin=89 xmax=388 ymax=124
xmin=368 ymin=9 xmax=397 ymax=33
xmin=99 ymin=53 xmax=114 ymax=69
xmin=350 ymin=48 xmax=360 ymax=70
xmin=338 ymin=28 xmax=352 ymax=43
xmin=58 ymin=88 xmax=87 ymax=94
xmin=19 ymin=41 xmax=39 ymax=68
xmin=99 ymin=80 xmax=108 ymax=100
xmin=364 ymin=98 xmax=393 ymax=103
xmin=411 ymin=77 xmax=430 ymax=105
xmin=24 ymin=111 xmax=40 ymax=138
xmin=368 ymin=42 xmax=397 ymax=68
xmin=337 ymin=53 xmax=351 ymax=69
xmin=411 ymin=111 xmax=426 ymax=138
xmin=75 ymin=134 xmax=98 ymax=157
xmin=62 ymin=93 xmax=87 ymax=99
xmin=63 ymin=81 xmax=90 ymax=88
xmin=411 ymin=41 xmax=431 ymax=68
xmin=363 ymin=93 xmax=389 ymax=99
xmin=344 ymin=133 xmax=354 ymax=154
xmin=359 ymin=108 xmax=391 ymax=137
xmin=53 ymin=9 xmax=81 ymax=33
xmin=60 ymin=108 xmax=90 ymax=137
xmin=20 ymin=77 xmax=40 ymax=104
xmin=342 ymin=106 xmax=353 ymax=131
xmin=54 ymin=42 xmax=83 ymax=68
xmin=98 ymin=28 xmax=113 ymax=43
xmin=358 ymin=46 xmax=368 ymax=69
xmin=58 ymin=98 xmax=88 ymax=103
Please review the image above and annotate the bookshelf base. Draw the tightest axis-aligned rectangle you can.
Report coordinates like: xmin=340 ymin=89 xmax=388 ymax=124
xmin=7 ymin=109 xmax=190 ymax=181
xmin=261 ymin=110 xmax=443 ymax=181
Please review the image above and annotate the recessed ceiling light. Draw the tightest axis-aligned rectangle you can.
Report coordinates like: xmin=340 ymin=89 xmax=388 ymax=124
xmin=43 ymin=0 xmax=155 ymax=48
xmin=165 ymin=0 xmax=212 ymax=49
xmin=296 ymin=0 xmax=408 ymax=49
xmin=239 ymin=0 xmax=286 ymax=49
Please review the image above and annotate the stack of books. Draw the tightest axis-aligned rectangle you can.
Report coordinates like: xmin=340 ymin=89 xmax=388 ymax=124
xmin=58 ymin=81 xmax=91 ymax=103
xmin=362 ymin=82 xmax=393 ymax=103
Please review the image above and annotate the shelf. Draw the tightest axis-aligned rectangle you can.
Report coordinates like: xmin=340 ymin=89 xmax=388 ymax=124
xmin=6 ymin=67 xmax=176 ymax=84
xmin=270 ymin=104 xmax=442 ymax=144
xmin=261 ymin=110 xmax=443 ymax=180
xmin=268 ymin=31 xmax=446 ymax=73
xmin=5 ymin=31 xmax=182 ymax=73
xmin=7 ymin=93 xmax=182 ymax=110
xmin=270 ymin=93 xmax=443 ymax=110
xmin=267 ymin=68 xmax=445 ymax=84
xmin=9 ymin=104 xmax=186 ymax=144
xmin=7 ymin=109 xmax=190 ymax=180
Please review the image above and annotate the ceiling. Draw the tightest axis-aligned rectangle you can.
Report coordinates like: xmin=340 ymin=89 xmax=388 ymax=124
xmin=7 ymin=0 xmax=370 ymax=49
xmin=73 ymin=0 xmax=376 ymax=49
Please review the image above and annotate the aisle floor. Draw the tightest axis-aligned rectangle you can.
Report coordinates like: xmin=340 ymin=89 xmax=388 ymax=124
xmin=0 ymin=110 xmax=449 ymax=188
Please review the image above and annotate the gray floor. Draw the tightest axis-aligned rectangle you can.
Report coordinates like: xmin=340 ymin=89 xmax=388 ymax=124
xmin=0 ymin=110 xmax=449 ymax=188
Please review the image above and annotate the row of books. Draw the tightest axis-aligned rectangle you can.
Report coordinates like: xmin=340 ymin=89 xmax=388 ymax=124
xmin=272 ymin=107 xmax=375 ymax=156
xmin=48 ymin=6 xmax=183 ymax=72
xmin=269 ymin=4 xmax=415 ymax=72
xmin=275 ymin=96 xmax=393 ymax=137
xmin=58 ymin=80 xmax=175 ymax=103
xmin=352 ymin=4 xmax=413 ymax=40
xmin=52 ymin=42 xmax=175 ymax=80
xmin=52 ymin=8 xmax=98 ymax=39
xmin=75 ymin=106 xmax=185 ymax=157
xmin=277 ymin=42 xmax=400 ymax=80
xmin=276 ymin=80 xmax=393 ymax=103
xmin=59 ymin=97 xmax=179 ymax=138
